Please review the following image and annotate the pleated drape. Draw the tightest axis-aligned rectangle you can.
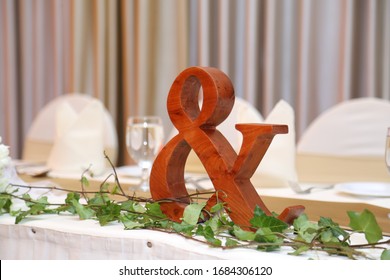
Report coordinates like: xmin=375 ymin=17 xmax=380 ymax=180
xmin=1 ymin=0 xmax=389 ymax=165
xmin=0 ymin=0 xmax=189 ymax=164
xmin=187 ymin=0 xmax=390 ymax=136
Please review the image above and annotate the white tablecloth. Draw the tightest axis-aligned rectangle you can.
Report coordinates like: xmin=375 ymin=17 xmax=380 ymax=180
xmin=2 ymin=165 xmax=389 ymax=260
xmin=1 ymin=213 xmax=386 ymax=260
xmin=0 ymin=214 xmax=303 ymax=260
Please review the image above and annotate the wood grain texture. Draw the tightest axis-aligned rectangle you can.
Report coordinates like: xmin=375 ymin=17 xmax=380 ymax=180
xmin=150 ymin=66 xmax=304 ymax=228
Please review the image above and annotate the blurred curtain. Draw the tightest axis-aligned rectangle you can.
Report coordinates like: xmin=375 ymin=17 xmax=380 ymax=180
xmin=188 ymin=0 xmax=390 ymax=136
xmin=1 ymin=0 xmax=389 ymax=164
xmin=0 ymin=0 xmax=188 ymax=164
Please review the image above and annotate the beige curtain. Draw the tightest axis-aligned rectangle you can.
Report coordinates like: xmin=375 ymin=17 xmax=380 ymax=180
xmin=188 ymin=0 xmax=390 ymax=136
xmin=0 ymin=0 xmax=188 ymax=164
xmin=1 ymin=0 xmax=389 ymax=164
xmin=120 ymin=0 xmax=188 ymax=163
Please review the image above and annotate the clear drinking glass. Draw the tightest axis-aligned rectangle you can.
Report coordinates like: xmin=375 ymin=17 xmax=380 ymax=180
xmin=126 ymin=116 xmax=164 ymax=192
xmin=386 ymin=127 xmax=390 ymax=173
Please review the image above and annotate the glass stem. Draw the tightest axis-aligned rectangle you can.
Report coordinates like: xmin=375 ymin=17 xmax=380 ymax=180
xmin=141 ymin=167 xmax=149 ymax=185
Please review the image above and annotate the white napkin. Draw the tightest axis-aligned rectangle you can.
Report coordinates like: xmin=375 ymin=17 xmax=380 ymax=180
xmin=46 ymin=99 xmax=106 ymax=175
xmin=252 ymin=100 xmax=298 ymax=187
xmin=181 ymin=98 xmax=297 ymax=188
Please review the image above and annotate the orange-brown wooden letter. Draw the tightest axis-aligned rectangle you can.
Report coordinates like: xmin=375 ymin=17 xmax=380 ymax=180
xmin=150 ymin=66 xmax=304 ymax=228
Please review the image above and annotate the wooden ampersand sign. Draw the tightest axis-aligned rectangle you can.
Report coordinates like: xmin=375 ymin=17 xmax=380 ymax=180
xmin=150 ymin=66 xmax=304 ymax=228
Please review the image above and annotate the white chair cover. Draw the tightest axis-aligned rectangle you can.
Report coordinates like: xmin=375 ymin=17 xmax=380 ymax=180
xmin=297 ymin=97 xmax=390 ymax=183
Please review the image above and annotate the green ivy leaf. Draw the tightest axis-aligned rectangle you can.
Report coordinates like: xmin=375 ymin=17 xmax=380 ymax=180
xmin=65 ymin=192 xmax=79 ymax=202
xmin=120 ymin=200 xmax=134 ymax=211
xmin=157 ymin=220 xmax=172 ymax=229
xmin=204 ymin=226 xmax=222 ymax=247
xmin=293 ymin=214 xmax=320 ymax=243
xmin=29 ymin=202 xmax=47 ymax=215
xmin=123 ymin=220 xmax=144 ymax=229
xmin=182 ymin=203 xmax=206 ymax=225
xmin=88 ymin=194 xmax=110 ymax=206
xmin=22 ymin=193 xmax=33 ymax=207
xmin=15 ymin=212 xmax=27 ymax=224
xmin=35 ymin=196 xmax=49 ymax=205
xmin=225 ymin=238 xmax=239 ymax=247
xmin=254 ymin=228 xmax=282 ymax=252
xmin=255 ymin=228 xmax=281 ymax=243
xmin=14 ymin=197 xmax=49 ymax=224
xmin=81 ymin=176 xmax=89 ymax=187
xmin=233 ymin=225 xmax=255 ymax=241
xmin=289 ymin=245 xmax=311 ymax=256
xmin=318 ymin=216 xmax=349 ymax=243
xmin=0 ymin=194 xmax=12 ymax=213
xmin=65 ymin=193 xmax=95 ymax=220
xmin=348 ymin=209 xmax=383 ymax=243
xmin=146 ymin=202 xmax=166 ymax=219
xmin=196 ymin=225 xmax=222 ymax=246
xmin=216 ymin=214 xmax=234 ymax=229
xmin=120 ymin=215 xmax=144 ymax=229
xmin=73 ymin=203 xmax=95 ymax=220
xmin=95 ymin=201 xmax=122 ymax=225
xmin=253 ymin=205 xmax=265 ymax=217
xmin=132 ymin=202 xmax=146 ymax=213
xmin=320 ymin=229 xmax=338 ymax=243
xmin=293 ymin=213 xmax=309 ymax=230
xmin=318 ymin=217 xmax=349 ymax=240
xmin=210 ymin=202 xmax=224 ymax=213
xmin=120 ymin=200 xmax=146 ymax=214
xmin=172 ymin=222 xmax=195 ymax=235
xmin=101 ymin=182 xmax=110 ymax=192
xmin=110 ymin=184 xmax=120 ymax=195
xmin=204 ymin=214 xmax=222 ymax=233
xmin=380 ymin=249 xmax=390 ymax=260
xmin=250 ymin=206 xmax=288 ymax=233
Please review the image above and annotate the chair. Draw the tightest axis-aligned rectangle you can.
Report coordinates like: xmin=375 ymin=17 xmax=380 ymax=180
xmin=296 ymin=97 xmax=390 ymax=183
xmin=22 ymin=93 xmax=118 ymax=167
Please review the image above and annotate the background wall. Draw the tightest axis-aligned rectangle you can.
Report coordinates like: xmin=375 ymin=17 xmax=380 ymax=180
xmin=1 ymin=0 xmax=389 ymax=165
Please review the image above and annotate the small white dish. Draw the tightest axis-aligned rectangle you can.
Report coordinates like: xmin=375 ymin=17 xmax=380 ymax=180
xmin=335 ymin=182 xmax=390 ymax=197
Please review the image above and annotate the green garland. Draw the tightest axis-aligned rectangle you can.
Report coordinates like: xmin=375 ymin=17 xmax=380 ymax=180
xmin=1 ymin=172 xmax=389 ymax=260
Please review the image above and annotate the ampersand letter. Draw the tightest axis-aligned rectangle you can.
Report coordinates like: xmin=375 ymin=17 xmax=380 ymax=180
xmin=150 ymin=66 xmax=304 ymax=228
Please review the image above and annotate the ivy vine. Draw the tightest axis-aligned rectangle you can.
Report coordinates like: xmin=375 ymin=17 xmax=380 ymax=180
xmin=1 ymin=164 xmax=389 ymax=260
